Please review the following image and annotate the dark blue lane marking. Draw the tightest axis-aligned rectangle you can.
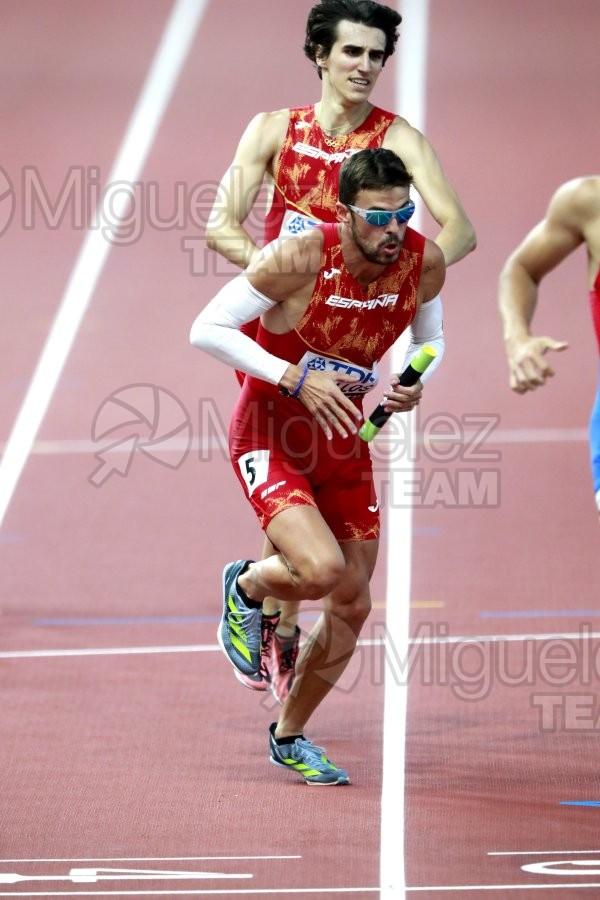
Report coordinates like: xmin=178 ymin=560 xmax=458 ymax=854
xmin=34 ymin=616 xmax=218 ymax=626
xmin=561 ymin=801 xmax=600 ymax=807
xmin=480 ymin=610 xmax=600 ymax=619
xmin=34 ymin=611 xmax=322 ymax=627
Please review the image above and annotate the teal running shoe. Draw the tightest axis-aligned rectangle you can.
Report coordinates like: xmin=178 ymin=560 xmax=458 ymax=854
xmin=218 ymin=560 xmax=261 ymax=677
xmin=269 ymin=723 xmax=350 ymax=785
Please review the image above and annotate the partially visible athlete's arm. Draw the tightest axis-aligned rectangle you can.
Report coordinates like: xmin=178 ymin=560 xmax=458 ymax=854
xmin=498 ymin=180 xmax=592 ymax=392
xmin=205 ymin=109 xmax=289 ymax=269
xmin=384 ymin=118 xmax=476 ymax=266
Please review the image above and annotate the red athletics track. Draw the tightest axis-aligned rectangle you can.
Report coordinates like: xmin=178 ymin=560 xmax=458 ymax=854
xmin=1 ymin=1 xmax=599 ymax=897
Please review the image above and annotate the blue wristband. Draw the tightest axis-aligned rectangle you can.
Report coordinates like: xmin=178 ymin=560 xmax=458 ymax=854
xmin=291 ymin=363 xmax=309 ymax=398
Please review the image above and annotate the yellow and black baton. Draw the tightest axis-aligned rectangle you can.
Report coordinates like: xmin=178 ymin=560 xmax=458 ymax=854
xmin=359 ymin=344 xmax=438 ymax=442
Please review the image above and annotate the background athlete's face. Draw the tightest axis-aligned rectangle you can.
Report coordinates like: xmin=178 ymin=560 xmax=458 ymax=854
xmin=317 ymin=21 xmax=386 ymax=103
xmin=347 ymin=187 xmax=411 ymax=266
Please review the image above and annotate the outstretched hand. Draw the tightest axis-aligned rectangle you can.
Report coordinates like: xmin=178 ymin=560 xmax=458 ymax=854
xmin=507 ymin=335 xmax=569 ymax=393
xmin=298 ymin=370 xmax=363 ymax=440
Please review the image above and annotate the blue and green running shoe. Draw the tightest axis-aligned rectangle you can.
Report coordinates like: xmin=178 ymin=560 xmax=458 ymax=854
xmin=269 ymin=723 xmax=350 ymax=785
xmin=218 ymin=560 xmax=261 ymax=677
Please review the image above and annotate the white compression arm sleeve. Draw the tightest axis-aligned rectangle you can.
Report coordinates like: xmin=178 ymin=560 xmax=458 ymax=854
xmin=402 ymin=294 xmax=445 ymax=383
xmin=189 ymin=274 xmax=290 ymax=385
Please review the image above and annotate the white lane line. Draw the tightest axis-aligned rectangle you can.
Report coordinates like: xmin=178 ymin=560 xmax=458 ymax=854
xmin=0 ymin=890 xmax=380 ymax=898
xmin=1 ymin=883 xmax=600 ymax=897
xmin=405 ymin=885 xmax=600 ymax=892
xmin=488 ymin=850 xmax=600 ymax=856
xmin=380 ymin=3 xmax=430 ymax=898
xmin=1 ymin=427 xmax=587 ymax=459
xmin=0 ymin=644 xmax=219 ymax=660
xmin=3 ymin=629 xmax=600 ymax=660
xmin=0 ymin=0 xmax=208 ymax=528
xmin=0 ymin=857 xmax=301 ymax=863
xmin=0 ymin=438 xmax=226 ymax=456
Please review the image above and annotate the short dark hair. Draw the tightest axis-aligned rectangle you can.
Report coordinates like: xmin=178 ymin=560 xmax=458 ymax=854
xmin=338 ymin=148 xmax=413 ymax=206
xmin=304 ymin=0 xmax=402 ymax=79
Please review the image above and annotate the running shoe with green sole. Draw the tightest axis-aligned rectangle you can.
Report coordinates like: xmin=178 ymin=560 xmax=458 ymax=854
xmin=269 ymin=722 xmax=350 ymax=785
xmin=218 ymin=560 xmax=261 ymax=677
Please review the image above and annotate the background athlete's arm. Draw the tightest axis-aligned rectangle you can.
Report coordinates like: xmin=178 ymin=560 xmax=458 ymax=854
xmin=497 ymin=180 xmax=589 ymax=392
xmin=385 ymin=119 xmax=476 ymax=266
xmin=204 ymin=110 xmax=288 ymax=269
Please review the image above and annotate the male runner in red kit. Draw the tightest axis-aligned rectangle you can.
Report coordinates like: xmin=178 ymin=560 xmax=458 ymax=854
xmin=191 ymin=148 xmax=446 ymax=783
xmin=205 ymin=0 xmax=474 ymax=705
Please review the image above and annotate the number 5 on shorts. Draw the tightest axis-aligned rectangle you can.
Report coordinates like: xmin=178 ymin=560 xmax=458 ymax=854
xmin=238 ymin=450 xmax=270 ymax=496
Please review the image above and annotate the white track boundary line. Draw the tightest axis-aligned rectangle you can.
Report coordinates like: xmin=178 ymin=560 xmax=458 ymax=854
xmin=0 ymin=857 xmax=301 ymax=863
xmin=0 ymin=427 xmax=588 ymax=459
xmin=380 ymin=3 xmax=429 ymax=898
xmin=5 ymin=628 xmax=600 ymax=660
xmin=488 ymin=850 xmax=600 ymax=856
xmin=1 ymin=883 xmax=600 ymax=897
xmin=0 ymin=0 xmax=208 ymax=529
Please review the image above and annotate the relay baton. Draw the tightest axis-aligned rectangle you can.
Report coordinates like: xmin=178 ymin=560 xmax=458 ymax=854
xmin=359 ymin=345 xmax=437 ymax=442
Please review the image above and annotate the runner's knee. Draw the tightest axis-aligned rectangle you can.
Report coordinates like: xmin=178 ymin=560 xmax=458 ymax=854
xmin=292 ymin=547 xmax=346 ymax=599
xmin=337 ymin=593 xmax=372 ymax=632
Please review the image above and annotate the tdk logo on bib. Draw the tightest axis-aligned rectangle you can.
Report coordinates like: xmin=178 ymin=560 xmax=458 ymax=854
xmin=299 ymin=351 xmax=378 ymax=396
xmin=283 ymin=213 xmax=319 ymax=236
xmin=287 ymin=214 xmax=317 ymax=234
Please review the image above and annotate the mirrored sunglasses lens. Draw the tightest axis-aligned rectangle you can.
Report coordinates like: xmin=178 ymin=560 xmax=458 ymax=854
xmin=397 ymin=203 xmax=415 ymax=223
xmin=366 ymin=210 xmax=392 ymax=226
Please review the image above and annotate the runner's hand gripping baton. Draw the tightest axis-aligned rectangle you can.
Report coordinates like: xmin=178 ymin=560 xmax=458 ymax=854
xmin=359 ymin=345 xmax=438 ymax=442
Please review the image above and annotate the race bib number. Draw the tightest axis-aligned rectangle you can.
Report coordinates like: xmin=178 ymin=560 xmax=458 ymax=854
xmin=238 ymin=450 xmax=270 ymax=497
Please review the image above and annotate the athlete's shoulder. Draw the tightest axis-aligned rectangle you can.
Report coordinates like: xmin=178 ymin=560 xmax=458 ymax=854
xmin=420 ymin=237 xmax=446 ymax=297
xmin=233 ymin=108 xmax=293 ymax=164
xmin=251 ymin=226 xmax=325 ymax=281
xmin=548 ymin=176 xmax=600 ymax=230
xmin=246 ymin=107 xmax=292 ymax=136
xmin=554 ymin=176 xmax=600 ymax=210
xmin=381 ymin=115 xmax=420 ymax=142
xmin=380 ymin=116 xmax=434 ymax=164
xmin=422 ymin=236 xmax=445 ymax=268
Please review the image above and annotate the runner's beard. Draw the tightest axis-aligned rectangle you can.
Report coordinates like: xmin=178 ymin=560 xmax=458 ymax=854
xmin=350 ymin=221 xmax=403 ymax=265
